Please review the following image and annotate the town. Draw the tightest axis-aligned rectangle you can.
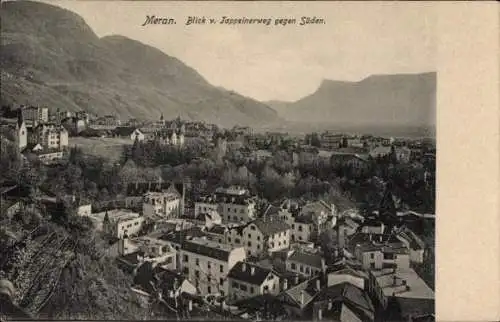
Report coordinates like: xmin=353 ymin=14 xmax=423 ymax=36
xmin=0 ymin=104 xmax=436 ymax=321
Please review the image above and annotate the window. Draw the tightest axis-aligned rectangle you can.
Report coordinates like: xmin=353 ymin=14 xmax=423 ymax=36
xmin=248 ymin=241 xmax=252 ymax=247
xmin=250 ymin=226 xmax=256 ymax=231
xmin=257 ymin=236 xmax=261 ymax=241
xmin=228 ymin=237 xmax=232 ymax=242
xmin=196 ymin=258 xmax=200 ymax=266
xmin=195 ymin=270 xmax=200 ymax=278
xmin=383 ymin=253 xmax=394 ymax=260
xmin=298 ymin=225 xmax=303 ymax=232
xmin=208 ymin=286 xmax=212 ymax=294
xmin=264 ymin=285 xmax=269 ymax=291
xmin=305 ymin=267 xmax=310 ymax=274
xmin=220 ymin=278 xmax=224 ymax=285
xmin=240 ymin=284 xmax=248 ymax=291
xmin=300 ymin=266 xmax=304 ymax=273
xmin=220 ymin=265 xmax=224 ymax=273
xmin=232 ymin=281 xmax=239 ymax=288
xmin=233 ymin=216 xmax=238 ymax=221
xmin=267 ymin=275 xmax=273 ymax=281
xmin=240 ymin=209 xmax=244 ymax=214
xmin=235 ymin=238 xmax=241 ymax=244
xmin=370 ymin=263 xmax=376 ymax=269
xmin=370 ymin=253 xmax=375 ymax=259
xmin=248 ymin=233 xmax=252 ymax=239
xmin=250 ymin=287 xmax=254 ymax=294
xmin=257 ymin=245 xmax=260 ymax=250
xmin=207 ymin=261 xmax=211 ymax=269
xmin=291 ymin=263 xmax=296 ymax=270
xmin=298 ymin=236 xmax=303 ymax=241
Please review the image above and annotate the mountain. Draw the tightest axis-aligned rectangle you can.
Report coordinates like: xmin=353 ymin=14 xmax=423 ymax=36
xmin=266 ymin=72 xmax=436 ymax=129
xmin=0 ymin=1 xmax=278 ymax=128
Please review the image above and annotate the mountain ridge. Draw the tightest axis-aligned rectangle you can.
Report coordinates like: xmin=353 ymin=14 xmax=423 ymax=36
xmin=0 ymin=0 xmax=278 ymax=127
xmin=266 ymin=72 xmax=436 ymax=128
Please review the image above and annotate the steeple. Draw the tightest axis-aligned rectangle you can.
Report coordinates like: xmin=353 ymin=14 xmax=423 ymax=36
xmin=160 ymin=113 xmax=164 ymax=121
xmin=16 ymin=108 xmax=24 ymax=129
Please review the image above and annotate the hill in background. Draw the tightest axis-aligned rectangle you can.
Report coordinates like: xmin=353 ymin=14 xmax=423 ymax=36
xmin=267 ymin=72 xmax=436 ymax=133
xmin=0 ymin=1 xmax=278 ymax=128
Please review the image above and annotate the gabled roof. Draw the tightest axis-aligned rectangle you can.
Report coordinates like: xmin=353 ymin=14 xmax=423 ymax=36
xmin=227 ymin=262 xmax=274 ymax=286
xmin=114 ymin=126 xmax=140 ymax=137
xmin=252 ymin=217 xmax=290 ymax=236
xmin=283 ymin=276 xmax=323 ymax=308
xmin=126 ymin=181 xmax=183 ymax=196
xmin=206 ymin=224 xmax=226 ymax=235
xmin=287 ymin=250 xmax=324 ymax=269
xmin=313 ymin=282 xmax=375 ymax=320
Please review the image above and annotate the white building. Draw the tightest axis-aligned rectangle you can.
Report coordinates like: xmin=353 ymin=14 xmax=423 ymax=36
xmin=118 ymin=236 xmax=177 ymax=271
xmin=30 ymin=123 xmax=69 ymax=150
xmin=286 ymin=249 xmax=326 ymax=278
xmin=368 ymin=267 xmax=434 ymax=317
xmin=142 ymin=185 xmax=182 ymax=219
xmin=227 ymin=261 xmax=281 ymax=301
xmin=87 ymin=209 xmax=145 ymax=239
xmin=195 ymin=186 xmax=257 ymax=224
xmin=353 ymin=243 xmax=410 ymax=271
xmin=76 ymin=203 xmax=92 ymax=217
xmin=226 ymin=217 xmax=291 ymax=257
xmin=179 ymin=237 xmax=246 ymax=296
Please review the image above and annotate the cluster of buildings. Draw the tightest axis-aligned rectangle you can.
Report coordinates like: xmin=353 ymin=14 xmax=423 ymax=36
xmin=0 ymin=106 xmax=70 ymax=165
xmin=68 ymin=179 xmax=435 ymax=321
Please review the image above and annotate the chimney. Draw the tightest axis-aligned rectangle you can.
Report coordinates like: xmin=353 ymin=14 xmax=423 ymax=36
xmin=242 ymin=262 xmax=247 ymax=272
xmin=315 ymin=279 xmax=321 ymax=291
xmin=283 ymin=278 xmax=288 ymax=290
xmin=188 ymin=299 xmax=193 ymax=311
xmin=318 ymin=308 xmax=323 ymax=320
xmin=300 ymin=290 xmax=305 ymax=306
xmin=321 ymin=258 xmax=326 ymax=273
xmin=250 ymin=266 xmax=255 ymax=276
xmin=327 ymin=299 xmax=332 ymax=310
xmin=294 ymin=275 xmax=299 ymax=285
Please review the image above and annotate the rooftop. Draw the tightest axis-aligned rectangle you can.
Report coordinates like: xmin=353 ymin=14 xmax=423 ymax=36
xmin=182 ymin=237 xmax=239 ymax=262
xmin=88 ymin=209 xmax=140 ymax=223
xmin=371 ymin=268 xmax=434 ymax=300
xmin=287 ymin=249 xmax=324 ymax=269
xmin=227 ymin=262 xmax=274 ymax=286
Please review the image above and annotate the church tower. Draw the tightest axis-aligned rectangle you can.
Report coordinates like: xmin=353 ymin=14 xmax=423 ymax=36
xmin=16 ymin=109 xmax=27 ymax=151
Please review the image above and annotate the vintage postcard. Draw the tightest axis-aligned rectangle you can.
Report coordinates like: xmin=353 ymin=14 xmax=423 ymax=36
xmin=0 ymin=1 xmax=498 ymax=321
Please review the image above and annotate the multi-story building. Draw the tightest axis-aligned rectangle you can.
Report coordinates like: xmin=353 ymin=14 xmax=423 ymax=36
xmin=179 ymin=237 xmax=246 ymax=296
xmin=87 ymin=209 xmax=145 ymax=239
xmin=142 ymin=185 xmax=182 ymax=219
xmin=22 ymin=106 xmax=49 ymax=126
xmin=195 ymin=186 xmax=257 ymax=224
xmin=227 ymin=261 xmax=281 ymax=301
xmin=286 ymin=248 xmax=326 ymax=278
xmin=226 ymin=217 xmax=291 ymax=257
xmin=319 ymin=132 xmax=343 ymax=150
xmin=368 ymin=267 xmax=434 ymax=320
xmin=353 ymin=242 xmax=411 ymax=271
xmin=118 ymin=236 xmax=177 ymax=271
xmin=30 ymin=123 xmax=68 ymax=150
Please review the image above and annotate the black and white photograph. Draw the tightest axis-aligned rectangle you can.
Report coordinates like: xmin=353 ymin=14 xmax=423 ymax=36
xmin=1 ymin=1 xmax=438 ymax=321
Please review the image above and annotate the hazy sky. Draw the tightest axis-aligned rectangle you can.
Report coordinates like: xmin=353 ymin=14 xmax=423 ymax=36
xmin=45 ymin=1 xmax=436 ymax=102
